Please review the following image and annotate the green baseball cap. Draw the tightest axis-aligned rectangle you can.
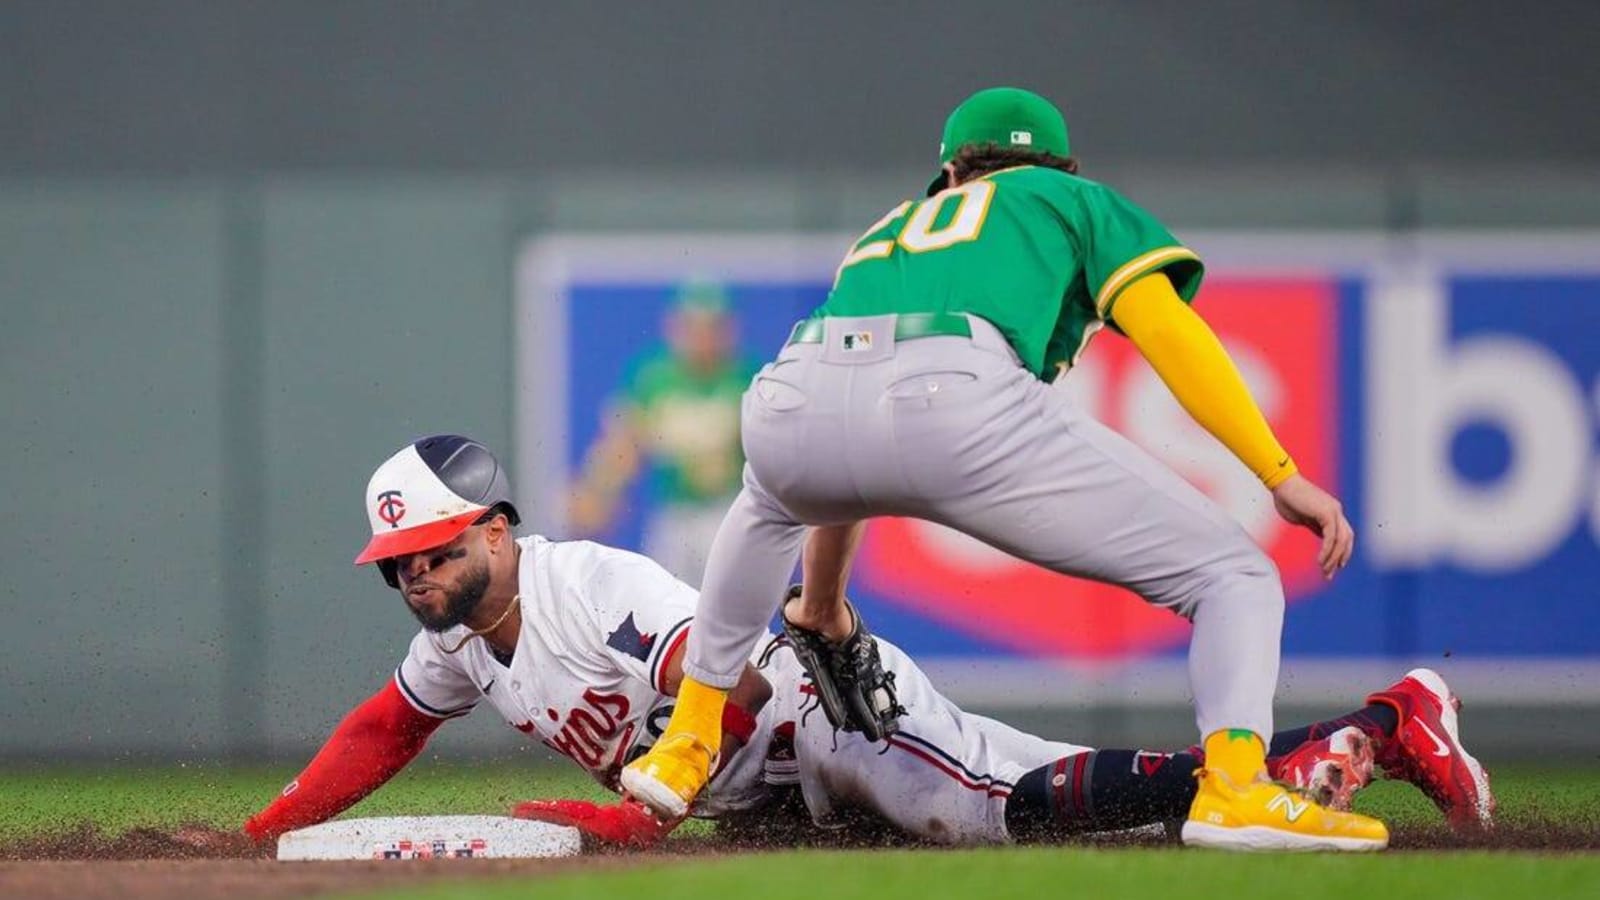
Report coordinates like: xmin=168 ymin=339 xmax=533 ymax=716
xmin=671 ymin=277 xmax=730 ymax=315
xmin=927 ymin=87 xmax=1070 ymax=195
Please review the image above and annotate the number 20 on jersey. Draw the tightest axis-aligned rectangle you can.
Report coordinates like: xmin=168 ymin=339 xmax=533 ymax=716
xmin=834 ymin=181 xmax=996 ymax=282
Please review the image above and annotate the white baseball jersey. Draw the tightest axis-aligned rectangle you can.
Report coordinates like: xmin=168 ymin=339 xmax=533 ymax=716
xmin=394 ymin=535 xmax=799 ymax=816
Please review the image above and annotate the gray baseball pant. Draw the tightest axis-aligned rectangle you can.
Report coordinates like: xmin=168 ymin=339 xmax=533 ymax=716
xmin=681 ymin=314 xmax=1284 ymax=740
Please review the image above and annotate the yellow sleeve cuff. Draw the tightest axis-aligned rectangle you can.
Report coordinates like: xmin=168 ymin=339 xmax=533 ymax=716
xmin=1112 ymin=274 xmax=1298 ymax=489
xmin=1262 ymin=457 xmax=1299 ymax=490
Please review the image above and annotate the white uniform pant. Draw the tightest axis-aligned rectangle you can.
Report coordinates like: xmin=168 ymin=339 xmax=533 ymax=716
xmin=781 ymin=639 xmax=1088 ymax=845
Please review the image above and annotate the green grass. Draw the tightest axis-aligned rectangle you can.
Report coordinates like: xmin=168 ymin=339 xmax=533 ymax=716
xmin=0 ymin=758 xmax=610 ymax=839
xmin=1352 ymin=763 xmax=1600 ymax=829
xmin=2 ymin=761 xmax=1595 ymax=899
xmin=352 ymin=848 xmax=1600 ymax=900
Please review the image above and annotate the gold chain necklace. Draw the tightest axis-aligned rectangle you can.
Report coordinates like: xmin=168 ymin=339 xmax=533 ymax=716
xmin=442 ymin=593 xmax=521 ymax=655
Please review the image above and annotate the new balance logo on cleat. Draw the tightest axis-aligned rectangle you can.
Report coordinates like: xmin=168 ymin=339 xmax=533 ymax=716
xmin=1266 ymin=793 xmax=1309 ymax=823
xmin=1181 ymin=768 xmax=1388 ymax=851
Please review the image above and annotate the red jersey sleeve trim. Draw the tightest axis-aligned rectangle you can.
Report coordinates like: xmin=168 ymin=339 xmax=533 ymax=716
xmin=650 ymin=618 xmax=693 ymax=693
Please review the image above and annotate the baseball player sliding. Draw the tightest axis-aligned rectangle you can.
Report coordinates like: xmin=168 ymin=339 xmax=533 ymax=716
xmin=624 ymin=86 xmax=1454 ymax=851
xmin=221 ymin=436 xmax=1490 ymax=850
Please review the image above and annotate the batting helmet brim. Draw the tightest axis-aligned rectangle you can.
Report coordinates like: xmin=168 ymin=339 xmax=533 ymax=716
xmin=353 ymin=506 xmax=486 ymax=566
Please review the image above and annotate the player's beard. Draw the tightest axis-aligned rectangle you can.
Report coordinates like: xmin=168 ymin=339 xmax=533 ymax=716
xmin=406 ymin=560 xmax=491 ymax=633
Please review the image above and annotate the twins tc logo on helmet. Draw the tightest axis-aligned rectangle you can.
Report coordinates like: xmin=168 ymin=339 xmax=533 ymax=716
xmin=354 ymin=435 xmax=522 ymax=572
xmin=375 ymin=490 xmax=407 ymax=528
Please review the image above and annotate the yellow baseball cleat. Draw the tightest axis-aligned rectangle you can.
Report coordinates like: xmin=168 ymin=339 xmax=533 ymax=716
xmin=620 ymin=733 xmax=718 ymax=820
xmin=1181 ymin=767 xmax=1389 ymax=852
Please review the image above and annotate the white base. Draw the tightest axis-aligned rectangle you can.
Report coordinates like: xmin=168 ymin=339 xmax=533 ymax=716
xmin=276 ymin=815 xmax=583 ymax=861
xmin=1180 ymin=821 xmax=1387 ymax=853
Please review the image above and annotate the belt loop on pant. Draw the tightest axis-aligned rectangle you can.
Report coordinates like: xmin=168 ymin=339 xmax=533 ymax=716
xmin=786 ymin=312 xmax=974 ymax=345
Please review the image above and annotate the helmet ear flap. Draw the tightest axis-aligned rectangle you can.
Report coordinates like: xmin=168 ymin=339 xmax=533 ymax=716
xmin=377 ymin=558 xmax=401 ymax=590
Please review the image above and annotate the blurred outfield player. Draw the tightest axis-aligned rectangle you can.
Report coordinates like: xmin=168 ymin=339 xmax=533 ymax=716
xmin=568 ymin=281 xmax=757 ymax=586
xmin=221 ymin=436 xmax=1490 ymax=850
xmin=625 ymin=87 xmax=1413 ymax=851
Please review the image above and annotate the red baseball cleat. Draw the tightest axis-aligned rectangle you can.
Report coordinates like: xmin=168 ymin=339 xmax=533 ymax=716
xmin=1366 ymin=668 xmax=1495 ymax=832
xmin=1271 ymin=726 xmax=1376 ymax=811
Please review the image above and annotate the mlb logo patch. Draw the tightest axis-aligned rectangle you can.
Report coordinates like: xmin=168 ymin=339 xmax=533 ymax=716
xmin=842 ymin=331 xmax=873 ymax=351
xmin=1010 ymin=130 xmax=1033 ymax=146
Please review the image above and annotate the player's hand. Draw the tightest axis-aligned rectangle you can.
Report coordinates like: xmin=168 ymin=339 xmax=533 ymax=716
xmin=512 ymin=797 xmax=672 ymax=848
xmin=1270 ymin=473 xmax=1354 ymax=579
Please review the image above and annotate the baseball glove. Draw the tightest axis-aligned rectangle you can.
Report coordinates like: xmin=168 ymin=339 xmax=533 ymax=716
xmin=781 ymin=585 xmax=905 ymax=742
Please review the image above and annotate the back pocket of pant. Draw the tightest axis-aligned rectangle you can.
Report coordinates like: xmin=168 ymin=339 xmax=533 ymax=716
xmin=885 ymin=370 xmax=980 ymax=400
xmin=752 ymin=376 xmax=808 ymax=412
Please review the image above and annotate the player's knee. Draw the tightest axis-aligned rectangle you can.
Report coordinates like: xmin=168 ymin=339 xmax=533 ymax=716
xmin=1234 ymin=540 xmax=1279 ymax=585
xmin=1222 ymin=543 xmax=1284 ymax=617
xmin=1172 ymin=539 xmax=1281 ymax=620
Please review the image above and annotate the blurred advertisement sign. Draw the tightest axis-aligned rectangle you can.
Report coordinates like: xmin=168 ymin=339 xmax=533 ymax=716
xmin=516 ymin=234 xmax=1600 ymax=678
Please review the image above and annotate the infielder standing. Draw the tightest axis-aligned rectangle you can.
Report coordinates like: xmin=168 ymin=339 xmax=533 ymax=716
xmin=625 ymin=87 xmax=1386 ymax=851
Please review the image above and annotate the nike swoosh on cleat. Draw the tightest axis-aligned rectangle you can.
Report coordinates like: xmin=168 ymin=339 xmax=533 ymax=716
xmin=1416 ymin=721 xmax=1451 ymax=757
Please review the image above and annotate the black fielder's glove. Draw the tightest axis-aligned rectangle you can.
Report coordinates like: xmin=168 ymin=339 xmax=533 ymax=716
xmin=781 ymin=585 xmax=906 ymax=742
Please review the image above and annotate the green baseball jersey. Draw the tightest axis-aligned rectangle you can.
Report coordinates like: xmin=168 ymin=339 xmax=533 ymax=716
xmin=819 ymin=165 xmax=1204 ymax=380
xmin=622 ymin=352 xmax=756 ymax=505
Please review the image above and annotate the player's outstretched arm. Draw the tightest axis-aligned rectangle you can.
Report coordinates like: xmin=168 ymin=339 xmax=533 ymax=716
xmin=1111 ymin=273 xmax=1353 ymax=577
xmin=787 ymin=522 xmax=865 ymax=641
xmin=241 ymin=680 xmax=445 ymax=842
xmin=567 ymin=405 xmax=645 ymax=534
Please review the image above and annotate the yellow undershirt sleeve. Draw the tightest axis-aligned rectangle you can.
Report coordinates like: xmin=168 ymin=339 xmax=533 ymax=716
xmin=1110 ymin=273 xmax=1299 ymax=489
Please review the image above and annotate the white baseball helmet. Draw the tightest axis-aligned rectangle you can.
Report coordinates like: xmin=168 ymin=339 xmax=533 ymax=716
xmin=355 ymin=434 xmax=521 ymax=586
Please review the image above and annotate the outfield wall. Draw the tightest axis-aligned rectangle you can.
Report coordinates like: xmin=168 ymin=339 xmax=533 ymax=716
xmin=1 ymin=172 xmax=1596 ymax=761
